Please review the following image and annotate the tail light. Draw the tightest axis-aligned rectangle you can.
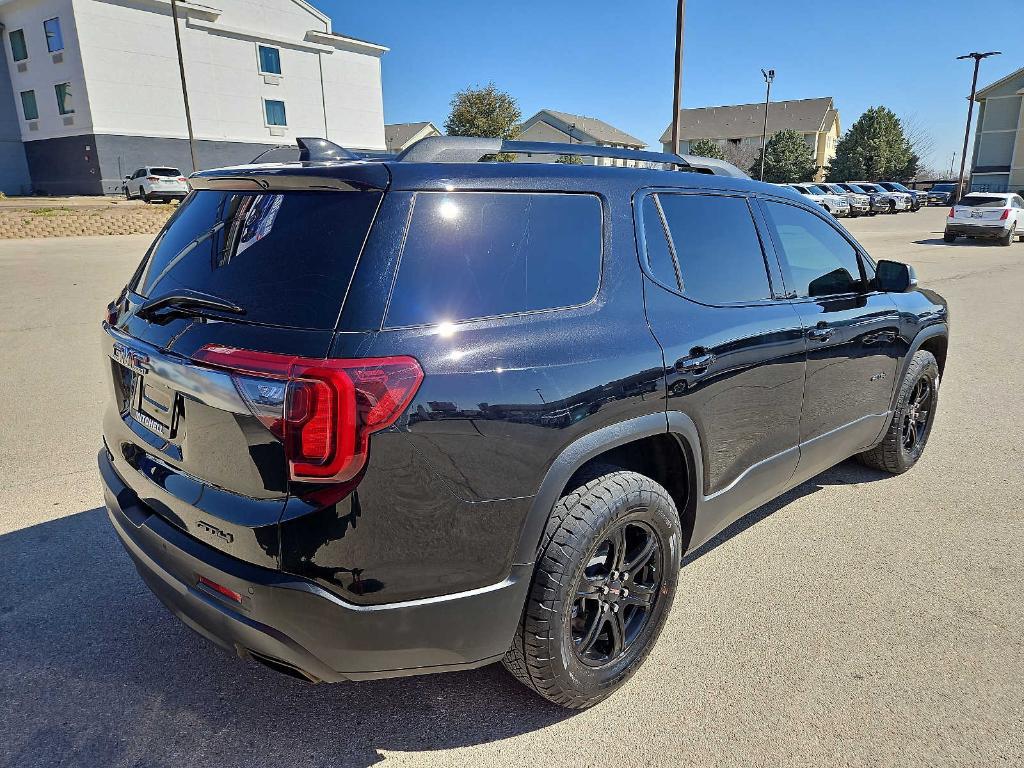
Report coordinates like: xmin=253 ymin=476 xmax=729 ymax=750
xmin=146 ymin=176 xmax=159 ymax=181
xmin=192 ymin=346 xmax=423 ymax=483
xmin=1000 ymin=208 xmax=1010 ymax=220
xmin=177 ymin=177 xmax=187 ymax=182
xmin=948 ymin=207 xmax=955 ymax=218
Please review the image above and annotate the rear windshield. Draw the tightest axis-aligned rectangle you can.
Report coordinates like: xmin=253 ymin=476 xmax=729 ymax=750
xmin=932 ymin=184 xmax=955 ymax=192
xmin=150 ymin=168 xmax=181 ymax=177
xmin=385 ymin=192 xmax=601 ymax=328
xmin=131 ymin=190 xmax=381 ymax=329
xmin=957 ymin=196 xmax=1008 ymax=207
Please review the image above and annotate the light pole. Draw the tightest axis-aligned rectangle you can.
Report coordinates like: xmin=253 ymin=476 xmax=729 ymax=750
xmin=759 ymin=68 xmax=775 ymax=181
xmin=170 ymin=0 xmax=199 ymax=173
xmin=669 ymin=0 xmax=685 ymax=156
xmin=948 ymin=151 xmax=956 ymax=179
xmin=954 ymin=51 xmax=1000 ymax=201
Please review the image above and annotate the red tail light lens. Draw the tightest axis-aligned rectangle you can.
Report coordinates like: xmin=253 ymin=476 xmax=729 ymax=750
xmin=177 ymin=176 xmax=187 ymax=182
xmin=1000 ymin=208 xmax=1010 ymax=220
xmin=192 ymin=346 xmax=423 ymax=483
xmin=948 ymin=207 xmax=955 ymax=218
xmin=146 ymin=176 xmax=159 ymax=181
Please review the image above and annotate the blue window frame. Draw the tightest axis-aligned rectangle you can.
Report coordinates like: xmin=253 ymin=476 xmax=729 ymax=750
xmin=9 ymin=29 xmax=28 ymax=61
xmin=258 ymin=45 xmax=281 ymax=75
xmin=264 ymin=99 xmax=287 ymax=127
xmin=54 ymin=82 xmax=73 ymax=115
xmin=43 ymin=17 xmax=63 ymax=53
xmin=20 ymin=90 xmax=38 ymax=121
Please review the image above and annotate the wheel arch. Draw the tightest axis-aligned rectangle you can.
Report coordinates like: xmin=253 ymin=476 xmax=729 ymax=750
xmin=890 ymin=323 xmax=948 ymax=412
xmin=512 ymin=412 xmax=703 ymax=565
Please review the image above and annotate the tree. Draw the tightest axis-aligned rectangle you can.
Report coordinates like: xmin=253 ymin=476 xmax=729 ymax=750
xmin=555 ymin=154 xmax=584 ymax=164
xmin=827 ymin=106 xmax=919 ymax=182
xmin=687 ymin=138 xmax=725 ymax=161
xmin=749 ymin=129 xmax=817 ymax=183
xmin=444 ymin=82 xmax=521 ymax=140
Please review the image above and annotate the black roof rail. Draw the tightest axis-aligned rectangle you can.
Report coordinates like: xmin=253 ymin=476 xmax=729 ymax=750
xmin=395 ymin=136 xmax=750 ymax=178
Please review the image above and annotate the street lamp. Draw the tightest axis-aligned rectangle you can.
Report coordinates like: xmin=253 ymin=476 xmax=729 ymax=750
xmin=759 ymin=68 xmax=775 ymax=181
xmin=954 ymin=51 xmax=1000 ymax=201
xmin=669 ymin=0 xmax=685 ymax=156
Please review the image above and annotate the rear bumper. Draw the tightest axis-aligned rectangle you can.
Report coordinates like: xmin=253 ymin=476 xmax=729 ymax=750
xmin=100 ymin=447 xmax=530 ymax=682
xmin=945 ymin=222 xmax=1010 ymax=237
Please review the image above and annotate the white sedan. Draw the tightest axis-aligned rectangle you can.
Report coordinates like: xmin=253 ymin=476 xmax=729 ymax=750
xmin=944 ymin=192 xmax=1024 ymax=246
xmin=122 ymin=166 xmax=189 ymax=203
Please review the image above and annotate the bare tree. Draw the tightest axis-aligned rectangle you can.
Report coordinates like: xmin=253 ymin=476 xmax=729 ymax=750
xmin=900 ymin=112 xmax=936 ymax=171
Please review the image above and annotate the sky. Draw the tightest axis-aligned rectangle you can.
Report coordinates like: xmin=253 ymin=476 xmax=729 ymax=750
xmin=322 ymin=0 xmax=1023 ymax=174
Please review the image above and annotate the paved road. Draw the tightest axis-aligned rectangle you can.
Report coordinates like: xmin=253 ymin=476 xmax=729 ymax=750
xmin=2 ymin=208 xmax=1022 ymax=767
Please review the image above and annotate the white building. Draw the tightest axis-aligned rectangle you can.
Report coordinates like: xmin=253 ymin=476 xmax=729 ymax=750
xmin=515 ymin=109 xmax=646 ymax=166
xmin=0 ymin=0 xmax=387 ymax=195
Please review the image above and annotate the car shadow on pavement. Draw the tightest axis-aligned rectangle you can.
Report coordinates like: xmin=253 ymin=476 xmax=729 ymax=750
xmin=682 ymin=459 xmax=889 ymax=567
xmin=0 ymin=508 xmax=574 ymax=768
xmin=913 ymin=237 xmax=1002 ymax=247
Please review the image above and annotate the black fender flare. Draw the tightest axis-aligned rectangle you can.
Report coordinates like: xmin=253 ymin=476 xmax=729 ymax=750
xmin=511 ymin=411 xmax=704 ymax=565
xmin=889 ymin=322 xmax=948 ymax=413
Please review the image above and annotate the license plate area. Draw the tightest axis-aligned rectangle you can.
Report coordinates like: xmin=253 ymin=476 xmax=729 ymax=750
xmin=971 ymin=210 xmax=984 ymax=218
xmin=130 ymin=374 xmax=181 ymax=440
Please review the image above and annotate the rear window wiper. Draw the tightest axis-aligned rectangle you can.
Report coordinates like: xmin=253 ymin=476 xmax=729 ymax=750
xmin=136 ymin=289 xmax=246 ymax=322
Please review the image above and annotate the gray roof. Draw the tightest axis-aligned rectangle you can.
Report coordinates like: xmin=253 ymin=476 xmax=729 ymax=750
xmin=384 ymin=122 xmax=440 ymax=150
xmin=532 ymin=110 xmax=645 ymax=147
xmin=660 ymin=97 xmax=836 ymax=142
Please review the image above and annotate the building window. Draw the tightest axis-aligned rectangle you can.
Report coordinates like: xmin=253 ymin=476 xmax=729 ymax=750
xmin=43 ymin=17 xmax=64 ymax=53
xmin=264 ymin=99 xmax=287 ymax=127
xmin=9 ymin=29 xmax=28 ymax=61
xmin=258 ymin=45 xmax=281 ymax=75
xmin=20 ymin=90 xmax=38 ymax=121
xmin=54 ymin=82 xmax=73 ymax=115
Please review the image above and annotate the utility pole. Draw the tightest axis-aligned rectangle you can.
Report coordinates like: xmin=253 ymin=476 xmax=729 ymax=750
xmin=949 ymin=151 xmax=956 ymax=179
xmin=954 ymin=51 xmax=1000 ymax=201
xmin=759 ymin=68 xmax=775 ymax=181
xmin=171 ymin=0 xmax=199 ymax=173
xmin=669 ymin=0 xmax=685 ymax=156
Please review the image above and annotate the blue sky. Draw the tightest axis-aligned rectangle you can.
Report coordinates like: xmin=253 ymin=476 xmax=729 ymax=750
xmin=324 ymin=1 xmax=1022 ymax=172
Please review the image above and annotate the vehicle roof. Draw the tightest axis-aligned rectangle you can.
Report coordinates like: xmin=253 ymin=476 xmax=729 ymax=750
xmin=962 ymin=191 xmax=1012 ymax=199
xmin=190 ymin=158 xmax=809 ymax=202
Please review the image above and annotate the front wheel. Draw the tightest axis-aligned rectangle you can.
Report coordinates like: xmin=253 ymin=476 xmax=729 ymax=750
xmin=888 ymin=200 xmax=897 ymax=214
xmin=503 ymin=470 xmax=682 ymax=709
xmin=857 ymin=350 xmax=939 ymax=474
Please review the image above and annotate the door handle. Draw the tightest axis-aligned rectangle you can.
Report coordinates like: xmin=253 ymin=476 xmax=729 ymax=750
xmin=675 ymin=349 xmax=716 ymax=373
xmin=807 ymin=324 xmax=835 ymax=342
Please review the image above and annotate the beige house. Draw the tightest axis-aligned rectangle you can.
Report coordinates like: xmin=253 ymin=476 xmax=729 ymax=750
xmin=515 ymin=109 xmax=645 ymax=166
xmin=384 ymin=121 xmax=441 ymax=154
xmin=970 ymin=66 xmax=1024 ymax=193
xmin=661 ymin=97 xmax=841 ymax=181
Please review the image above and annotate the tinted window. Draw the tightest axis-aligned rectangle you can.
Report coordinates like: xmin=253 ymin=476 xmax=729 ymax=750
xmin=656 ymin=193 xmax=771 ymax=304
xmin=763 ymin=201 xmax=863 ymax=298
xmin=385 ymin=192 xmax=601 ymax=327
xmin=150 ymin=168 xmax=181 ymax=177
xmin=641 ymin=196 xmax=680 ymax=289
xmin=131 ymin=190 xmax=382 ymax=329
xmin=43 ymin=17 xmax=63 ymax=52
xmin=19 ymin=90 xmax=37 ymax=121
xmin=258 ymin=45 xmax=281 ymax=75
xmin=9 ymin=29 xmax=28 ymax=61
xmin=957 ymin=196 xmax=1008 ymax=207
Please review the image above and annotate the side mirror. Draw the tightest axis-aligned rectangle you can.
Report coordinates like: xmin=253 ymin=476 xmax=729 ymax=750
xmin=124 ymin=175 xmax=131 ymax=180
xmin=875 ymin=260 xmax=917 ymax=293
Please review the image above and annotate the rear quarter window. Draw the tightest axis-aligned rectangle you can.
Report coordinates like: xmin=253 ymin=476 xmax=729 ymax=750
xmin=384 ymin=192 xmax=602 ymax=328
xmin=131 ymin=190 xmax=382 ymax=329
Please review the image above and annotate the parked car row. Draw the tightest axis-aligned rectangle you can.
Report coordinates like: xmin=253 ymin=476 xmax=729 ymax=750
xmin=779 ymin=181 xmax=918 ymax=216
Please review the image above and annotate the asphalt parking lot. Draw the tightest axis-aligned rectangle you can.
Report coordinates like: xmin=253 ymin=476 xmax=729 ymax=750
xmin=1 ymin=206 xmax=1022 ymax=767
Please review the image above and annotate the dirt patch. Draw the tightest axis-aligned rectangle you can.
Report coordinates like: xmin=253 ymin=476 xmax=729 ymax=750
xmin=0 ymin=204 xmax=175 ymax=238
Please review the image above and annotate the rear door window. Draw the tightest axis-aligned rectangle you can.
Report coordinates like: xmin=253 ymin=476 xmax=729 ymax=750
xmin=762 ymin=200 xmax=865 ymax=297
xmin=384 ymin=192 xmax=601 ymax=327
xmin=647 ymin=192 xmax=772 ymax=305
xmin=131 ymin=190 xmax=382 ymax=329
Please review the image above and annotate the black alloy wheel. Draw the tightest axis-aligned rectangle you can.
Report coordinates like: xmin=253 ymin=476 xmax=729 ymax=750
xmin=571 ymin=520 xmax=663 ymax=667
xmin=901 ymin=376 xmax=933 ymax=455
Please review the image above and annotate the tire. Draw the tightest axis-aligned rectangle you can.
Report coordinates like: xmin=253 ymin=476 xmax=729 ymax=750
xmin=857 ymin=350 xmax=939 ymax=474
xmin=943 ymin=231 xmax=957 ymax=243
xmin=888 ymin=200 xmax=897 ymax=214
xmin=123 ymin=186 xmax=131 ymax=200
xmin=999 ymin=227 xmax=1014 ymax=247
xmin=503 ymin=469 xmax=682 ymax=709
xmin=140 ymin=187 xmax=150 ymax=203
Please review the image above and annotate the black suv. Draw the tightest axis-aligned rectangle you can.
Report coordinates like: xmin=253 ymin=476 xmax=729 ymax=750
xmin=100 ymin=137 xmax=949 ymax=709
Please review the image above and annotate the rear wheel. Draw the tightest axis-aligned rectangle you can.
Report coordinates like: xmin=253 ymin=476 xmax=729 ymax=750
xmin=1000 ymin=227 xmax=1014 ymax=247
xmin=857 ymin=350 xmax=938 ymax=474
xmin=943 ymin=231 xmax=957 ymax=243
xmin=140 ymin=186 xmax=150 ymax=203
xmin=503 ymin=470 xmax=682 ymax=709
